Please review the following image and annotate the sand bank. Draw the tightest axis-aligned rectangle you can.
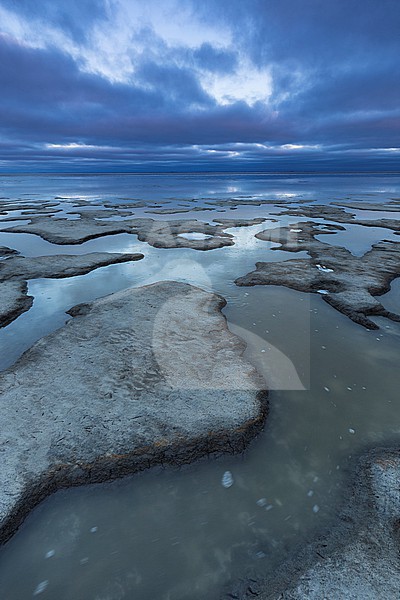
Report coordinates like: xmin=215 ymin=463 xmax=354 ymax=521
xmin=0 ymin=281 xmax=267 ymax=545
xmin=236 ymin=221 xmax=400 ymax=329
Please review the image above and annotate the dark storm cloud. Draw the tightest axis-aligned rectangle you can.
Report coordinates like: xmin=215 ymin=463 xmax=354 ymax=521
xmin=0 ymin=34 xmax=278 ymax=146
xmin=0 ymin=0 xmax=399 ymax=171
xmin=196 ymin=0 xmax=399 ymax=66
xmin=0 ymin=35 xmax=202 ymax=140
xmin=192 ymin=43 xmax=237 ymax=73
xmin=281 ymin=65 xmax=400 ymax=119
xmin=196 ymin=0 xmax=400 ymax=115
xmin=133 ymin=61 xmax=213 ymax=107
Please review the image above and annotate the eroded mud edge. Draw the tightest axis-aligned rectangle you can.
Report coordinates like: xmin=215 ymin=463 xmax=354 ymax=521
xmin=0 ymin=389 xmax=268 ymax=547
xmin=0 ymin=286 xmax=33 ymax=327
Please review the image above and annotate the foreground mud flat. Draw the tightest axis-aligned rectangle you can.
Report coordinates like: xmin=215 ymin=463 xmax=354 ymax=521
xmin=0 ymin=281 xmax=267 ymax=545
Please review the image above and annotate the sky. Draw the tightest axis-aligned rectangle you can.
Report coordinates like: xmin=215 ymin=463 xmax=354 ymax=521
xmin=0 ymin=0 xmax=399 ymax=172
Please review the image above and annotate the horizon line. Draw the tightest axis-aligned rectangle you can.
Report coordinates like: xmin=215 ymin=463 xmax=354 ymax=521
xmin=1 ymin=170 xmax=400 ymax=176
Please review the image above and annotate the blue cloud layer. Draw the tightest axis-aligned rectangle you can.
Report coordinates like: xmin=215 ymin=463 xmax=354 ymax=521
xmin=0 ymin=0 xmax=399 ymax=171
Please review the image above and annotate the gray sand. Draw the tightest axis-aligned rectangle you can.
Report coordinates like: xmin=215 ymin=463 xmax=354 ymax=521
xmin=273 ymin=204 xmax=400 ymax=233
xmin=332 ymin=200 xmax=400 ymax=212
xmin=236 ymin=221 xmax=400 ymax=329
xmin=1 ymin=215 xmax=235 ymax=250
xmin=0 ymin=281 xmax=267 ymax=545
xmin=0 ymin=251 xmax=143 ymax=281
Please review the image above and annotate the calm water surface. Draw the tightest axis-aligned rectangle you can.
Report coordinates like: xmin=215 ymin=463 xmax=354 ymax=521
xmin=0 ymin=174 xmax=399 ymax=599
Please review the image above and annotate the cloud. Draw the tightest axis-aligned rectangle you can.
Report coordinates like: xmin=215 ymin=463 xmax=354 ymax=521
xmin=0 ymin=34 xmax=276 ymax=145
xmin=134 ymin=60 xmax=213 ymax=107
xmin=0 ymin=0 xmax=399 ymax=171
xmin=195 ymin=0 xmax=399 ymax=66
xmin=192 ymin=43 xmax=237 ymax=73
xmin=0 ymin=0 xmax=108 ymax=42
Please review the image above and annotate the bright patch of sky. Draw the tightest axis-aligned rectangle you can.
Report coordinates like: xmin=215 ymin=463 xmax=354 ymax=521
xmin=0 ymin=0 xmax=271 ymax=107
xmin=46 ymin=143 xmax=111 ymax=151
xmin=202 ymin=61 xmax=272 ymax=106
xmin=116 ymin=0 xmax=230 ymax=48
xmin=195 ymin=142 xmax=322 ymax=153
xmin=281 ymin=144 xmax=321 ymax=151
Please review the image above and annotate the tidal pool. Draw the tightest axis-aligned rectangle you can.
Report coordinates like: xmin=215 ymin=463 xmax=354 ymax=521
xmin=0 ymin=174 xmax=399 ymax=599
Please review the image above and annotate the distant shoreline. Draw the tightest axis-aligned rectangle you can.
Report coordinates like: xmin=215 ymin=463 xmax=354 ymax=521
xmin=0 ymin=171 xmax=400 ymax=176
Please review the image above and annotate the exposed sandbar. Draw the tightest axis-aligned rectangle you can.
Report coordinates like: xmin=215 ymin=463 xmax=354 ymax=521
xmin=0 ymin=281 xmax=267 ymax=545
xmin=236 ymin=221 xmax=400 ymax=329
xmin=272 ymin=204 xmax=400 ymax=233
xmin=1 ymin=215 xmax=235 ymax=250
xmin=0 ymin=251 xmax=143 ymax=281
xmin=331 ymin=200 xmax=400 ymax=212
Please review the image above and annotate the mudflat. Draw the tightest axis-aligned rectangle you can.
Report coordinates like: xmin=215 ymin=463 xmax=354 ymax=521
xmin=0 ymin=281 xmax=267 ymax=545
